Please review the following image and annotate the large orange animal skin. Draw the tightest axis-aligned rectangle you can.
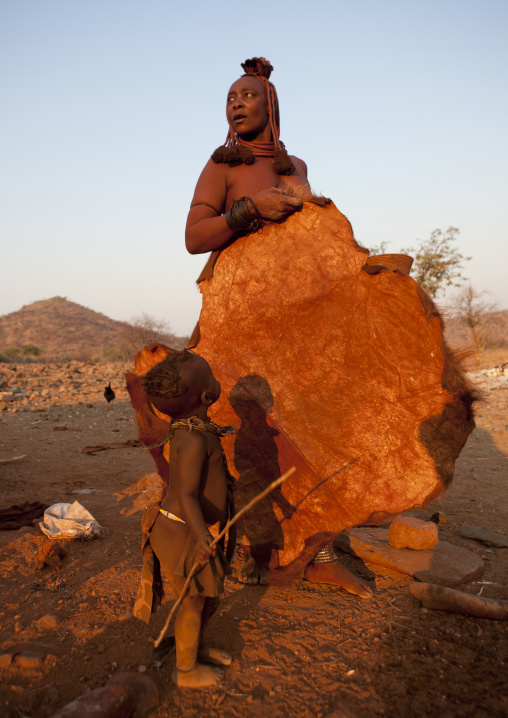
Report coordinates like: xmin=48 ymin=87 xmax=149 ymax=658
xmin=128 ymin=202 xmax=475 ymax=578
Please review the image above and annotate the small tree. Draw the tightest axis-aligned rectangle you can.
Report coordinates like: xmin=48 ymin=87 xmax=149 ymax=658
xmin=403 ymin=227 xmax=470 ymax=298
xmin=452 ymin=284 xmax=497 ymax=361
xmin=367 ymin=241 xmax=391 ymax=256
xmin=119 ymin=313 xmax=179 ymax=359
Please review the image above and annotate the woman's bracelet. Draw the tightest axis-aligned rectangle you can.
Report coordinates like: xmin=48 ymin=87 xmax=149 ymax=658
xmin=225 ymin=196 xmax=261 ymax=234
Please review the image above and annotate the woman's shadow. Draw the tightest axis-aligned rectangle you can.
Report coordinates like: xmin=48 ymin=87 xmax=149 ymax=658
xmin=229 ymin=374 xmax=295 ymax=568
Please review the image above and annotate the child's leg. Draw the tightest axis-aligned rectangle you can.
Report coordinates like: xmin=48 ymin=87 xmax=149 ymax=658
xmin=149 ymin=514 xmax=226 ymax=687
xmin=197 ymin=597 xmax=232 ymax=667
xmin=172 ymin=588 xmax=224 ymax=686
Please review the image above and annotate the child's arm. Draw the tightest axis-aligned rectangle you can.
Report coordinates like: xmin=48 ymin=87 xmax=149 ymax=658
xmin=175 ymin=431 xmax=214 ymax=564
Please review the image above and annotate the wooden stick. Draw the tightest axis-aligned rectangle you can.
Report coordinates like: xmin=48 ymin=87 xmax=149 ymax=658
xmin=154 ymin=466 xmax=296 ymax=647
xmin=0 ymin=455 xmax=27 ymax=464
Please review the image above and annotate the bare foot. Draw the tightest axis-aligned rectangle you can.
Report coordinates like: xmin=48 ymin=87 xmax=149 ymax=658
xmin=198 ymin=647 xmax=232 ymax=666
xmin=172 ymin=663 xmax=224 ymax=688
xmin=238 ymin=556 xmax=268 ymax=585
xmin=304 ymin=560 xmax=373 ymax=598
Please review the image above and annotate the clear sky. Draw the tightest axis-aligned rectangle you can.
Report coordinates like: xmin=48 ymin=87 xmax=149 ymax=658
xmin=1 ymin=0 xmax=507 ymax=336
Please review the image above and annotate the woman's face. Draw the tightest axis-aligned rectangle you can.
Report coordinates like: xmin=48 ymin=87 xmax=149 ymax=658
xmin=226 ymin=76 xmax=270 ymax=139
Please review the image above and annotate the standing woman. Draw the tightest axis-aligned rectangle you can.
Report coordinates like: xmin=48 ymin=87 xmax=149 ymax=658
xmin=184 ymin=58 xmax=373 ymax=597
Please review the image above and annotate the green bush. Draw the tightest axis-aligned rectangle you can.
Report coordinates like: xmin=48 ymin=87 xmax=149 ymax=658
xmin=101 ymin=344 xmax=123 ymax=361
xmin=22 ymin=344 xmax=44 ymax=356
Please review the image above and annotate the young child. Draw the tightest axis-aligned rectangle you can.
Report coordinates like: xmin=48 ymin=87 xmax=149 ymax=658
xmin=132 ymin=349 xmax=234 ymax=688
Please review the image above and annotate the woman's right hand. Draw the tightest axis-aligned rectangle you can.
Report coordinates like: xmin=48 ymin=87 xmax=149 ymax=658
xmin=251 ymin=187 xmax=303 ymax=221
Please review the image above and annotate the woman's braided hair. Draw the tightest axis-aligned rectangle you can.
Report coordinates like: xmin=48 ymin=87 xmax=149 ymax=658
xmin=211 ymin=57 xmax=296 ymax=176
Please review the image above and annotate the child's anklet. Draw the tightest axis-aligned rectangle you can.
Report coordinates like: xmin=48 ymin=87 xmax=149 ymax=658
xmin=176 ymin=663 xmax=197 ymax=673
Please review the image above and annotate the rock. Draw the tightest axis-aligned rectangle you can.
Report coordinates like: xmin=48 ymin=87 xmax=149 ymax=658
xmin=460 ymin=525 xmax=508 ymax=548
xmin=109 ymin=672 xmax=159 ymax=717
xmin=336 ymin=527 xmax=484 ymax=587
xmin=66 ymin=424 xmax=80 ymax=431
xmin=18 ymin=525 xmax=35 ymax=534
xmin=14 ymin=651 xmax=44 ymax=668
xmin=0 ymin=401 xmax=8 ymax=411
xmin=50 ymin=683 xmax=136 ymax=718
xmin=430 ymin=512 xmax=447 ymax=525
xmin=388 ymin=516 xmax=439 ymax=550
xmin=36 ymin=613 xmax=61 ymax=630
xmin=0 ymin=652 xmax=14 ymax=668
xmin=14 ymin=621 xmax=25 ymax=633
xmin=37 ymin=541 xmax=66 ymax=571
xmin=410 ymin=582 xmax=508 ymax=620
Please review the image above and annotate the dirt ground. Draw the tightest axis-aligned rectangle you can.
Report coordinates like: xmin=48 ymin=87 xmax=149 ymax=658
xmin=0 ymin=350 xmax=507 ymax=718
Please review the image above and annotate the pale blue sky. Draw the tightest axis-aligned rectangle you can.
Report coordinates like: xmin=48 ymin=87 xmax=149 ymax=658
xmin=1 ymin=0 xmax=507 ymax=335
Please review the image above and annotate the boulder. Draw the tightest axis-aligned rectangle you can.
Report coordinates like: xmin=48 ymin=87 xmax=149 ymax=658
xmin=388 ymin=516 xmax=439 ymax=549
xmin=50 ymin=684 xmax=135 ymax=718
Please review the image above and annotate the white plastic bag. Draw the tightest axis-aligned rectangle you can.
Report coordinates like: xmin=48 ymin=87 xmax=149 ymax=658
xmin=39 ymin=501 xmax=106 ymax=540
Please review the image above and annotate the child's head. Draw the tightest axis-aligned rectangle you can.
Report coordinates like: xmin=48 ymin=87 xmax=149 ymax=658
xmin=142 ymin=349 xmax=221 ymax=418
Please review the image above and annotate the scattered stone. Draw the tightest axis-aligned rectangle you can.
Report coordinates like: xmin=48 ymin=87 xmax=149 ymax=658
xmin=336 ymin=527 xmax=484 ymax=587
xmin=410 ymin=582 xmax=508 ymax=620
xmin=14 ymin=651 xmax=44 ymax=668
xmin=108 ymin=672 xmax=159 ymax=717
xmin=50 ymin=683 xmax=136 ymax=718
xmin=0 ymin=653 xmax=14 ymax=668
xmin=389 ymin=516 xmax=439 ymax=550
xmin=460 ymin=525 xmax=508 ymax=548
xmin=37 ymin=540 xmax=66 ymax=572
xmin=36 ymin=613 xmax=61 ymax=630
xmin=430 ymin=512 xmax=447 ymax=525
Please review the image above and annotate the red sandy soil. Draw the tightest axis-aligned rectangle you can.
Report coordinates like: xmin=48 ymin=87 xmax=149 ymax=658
xmin=0 ymin=352 xmax=507 ymax=718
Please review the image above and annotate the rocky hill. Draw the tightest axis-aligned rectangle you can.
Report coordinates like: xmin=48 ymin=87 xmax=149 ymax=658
xmin=0 ymin=297 xmax=188 ymax=361
xmin=444 ymin=309 xmax=508 ymax=350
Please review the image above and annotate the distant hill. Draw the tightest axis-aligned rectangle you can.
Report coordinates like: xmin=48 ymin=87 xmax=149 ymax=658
xmin=0 ymin=297 xmax=188 ymax=361
xmin=444 ymin=308 xmax=508 ymax=350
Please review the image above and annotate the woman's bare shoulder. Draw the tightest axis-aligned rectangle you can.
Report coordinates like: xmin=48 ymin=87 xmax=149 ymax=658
xmin=289 ymin=155 xmax=308 ymax=178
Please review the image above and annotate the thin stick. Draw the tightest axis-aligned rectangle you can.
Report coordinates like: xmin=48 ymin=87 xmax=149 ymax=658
xmin=0 ymin=455 xmax=27 ymax=464
xmin=154 ymin=466 xmax=296 ymax=647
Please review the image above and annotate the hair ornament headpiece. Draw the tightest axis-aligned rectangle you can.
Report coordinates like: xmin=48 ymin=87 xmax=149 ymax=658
xmin=211 ymin=57 xmax=295 ymax=176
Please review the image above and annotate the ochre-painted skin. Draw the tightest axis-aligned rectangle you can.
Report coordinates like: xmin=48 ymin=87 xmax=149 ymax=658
xmin=146 ymin=353 xmax=231 ymax=688
xmin=237 ymin=555 xmax=373 ymax=598
xmin=303 ymin=562 xmax=374 ymax=598
xmin=185 ymin=79 xmax=375 ymax=599
xmin=185 ymin=75 xmax=308 ymax=256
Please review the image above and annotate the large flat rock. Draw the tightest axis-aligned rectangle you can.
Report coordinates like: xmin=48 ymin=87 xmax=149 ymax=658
xmin=336 ymin=527 xmax=484 ymax=587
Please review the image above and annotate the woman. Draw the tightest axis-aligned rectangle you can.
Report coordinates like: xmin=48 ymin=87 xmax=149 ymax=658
xmin=184 ymin=58 xmax=375 ymax=597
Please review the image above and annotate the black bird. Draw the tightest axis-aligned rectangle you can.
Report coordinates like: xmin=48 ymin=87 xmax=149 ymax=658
xmin=104 ymin=382 xmax=116 ymax=404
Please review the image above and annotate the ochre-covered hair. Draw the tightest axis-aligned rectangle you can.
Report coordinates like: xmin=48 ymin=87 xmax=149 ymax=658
xmin=142 ymin=350 xmax=192 ymax=400
xmin=211 ymin=57 xmax=296 ymax=176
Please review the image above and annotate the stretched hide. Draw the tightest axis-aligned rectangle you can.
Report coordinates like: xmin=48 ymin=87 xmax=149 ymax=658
xmin=130 ymin=202 xmax=476 ymax=576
